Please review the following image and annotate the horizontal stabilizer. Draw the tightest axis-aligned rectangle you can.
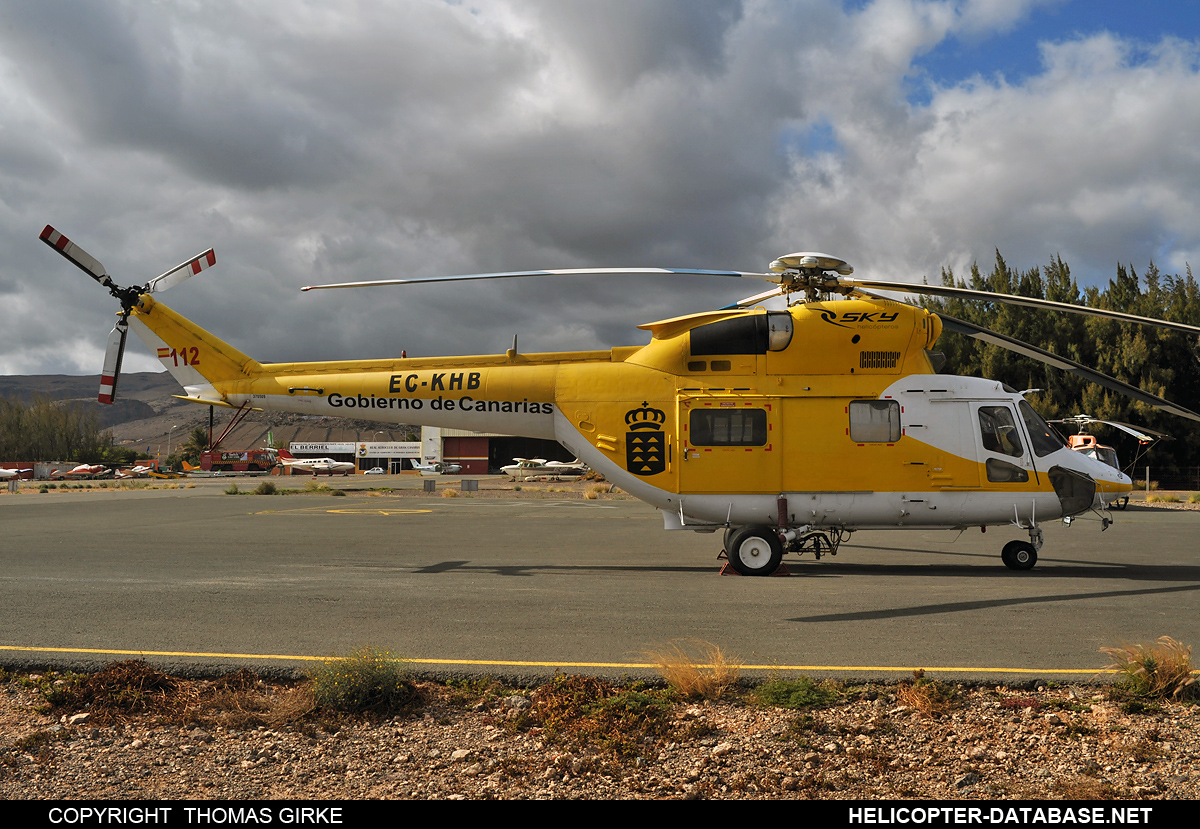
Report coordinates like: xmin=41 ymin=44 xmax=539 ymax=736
xmin=172 ymin=395 xmax=262 ymax=411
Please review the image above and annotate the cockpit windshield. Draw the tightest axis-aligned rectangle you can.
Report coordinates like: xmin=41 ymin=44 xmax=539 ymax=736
xmin=1082 ymin=446 xmax=1121 ymax=469
xmin=1018 ymin=400 xmax=1066 ymax=457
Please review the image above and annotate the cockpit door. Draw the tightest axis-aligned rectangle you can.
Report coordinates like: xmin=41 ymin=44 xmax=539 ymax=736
xmin=972 ymin=402 xmax=1038 ymax=486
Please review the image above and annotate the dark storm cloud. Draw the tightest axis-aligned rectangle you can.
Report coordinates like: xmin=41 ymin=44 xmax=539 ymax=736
xmin=3 ymin=1 xmax=1200 ymax=378
xmin=0 ymin=1 xmax=352 ymax=189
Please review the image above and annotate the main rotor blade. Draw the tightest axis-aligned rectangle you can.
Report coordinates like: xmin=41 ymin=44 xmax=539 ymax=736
xmin=99 ymin=319 xmax=128 ymax=405
xmin=145 ymin=249 xmax=216 ymax=293
xmin=40 ymin=225 xmax=116 ymax=290
xmin=721 ymin=286 xmax=785 ymax=309
xmin=843 ymin=278 xmax=1200 ymax=336
xmin=937 ymin=313 xmax=1200 ymax=423
xmin=1102 ymin=421 xmax=1171 ymax=441
xmin=301 ymin=267 xmax=778 ymax=291
xmin=1049 ymin=418 xmax=1171 ymax=442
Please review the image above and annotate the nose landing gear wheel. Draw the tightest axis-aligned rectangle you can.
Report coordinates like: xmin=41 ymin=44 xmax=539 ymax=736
xmin=1001 ymin=540 xmax=1038 ymax=571
xmin=726 ymin=526 xmax=784 ymax=576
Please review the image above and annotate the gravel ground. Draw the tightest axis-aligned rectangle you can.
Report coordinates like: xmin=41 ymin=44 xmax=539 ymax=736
xmin=2 ymin=671 xmax=1198 ymax=801
xmin=4 ymin=483 xmax=1197 ymax=801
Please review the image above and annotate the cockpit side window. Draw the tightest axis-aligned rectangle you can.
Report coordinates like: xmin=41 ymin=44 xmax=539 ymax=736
xmin=1018 ymin=400 xmax=1065 ymax=458
xmin=978 ymin=406 xmax=1024 ymax=457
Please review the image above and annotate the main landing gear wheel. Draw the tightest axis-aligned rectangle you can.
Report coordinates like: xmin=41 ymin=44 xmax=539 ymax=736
xmin=1001 ymin=540 xmax=1038 ymax=571
xmin=723 ymin=527 xmax=737 ymax=554
xmin=726 ymin=526 xmax=784 ymax=576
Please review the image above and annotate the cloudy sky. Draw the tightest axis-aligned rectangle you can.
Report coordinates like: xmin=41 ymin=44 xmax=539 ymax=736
xmin=3 ymin=0 xmax=1200 ymax=377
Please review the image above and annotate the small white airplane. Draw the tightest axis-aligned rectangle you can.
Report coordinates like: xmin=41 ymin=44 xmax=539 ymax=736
xmin=115 ymin=464 xmax=157 ymax=479
xmin=277 ymin=449 xmax=355 ymax=476
xmin=501 ymin=457 xmax=589 ymax=481
xmin=412 ymin=459 xmax=462 ymax=475
xmin=0 ymin=467 xmax=33 ymax=480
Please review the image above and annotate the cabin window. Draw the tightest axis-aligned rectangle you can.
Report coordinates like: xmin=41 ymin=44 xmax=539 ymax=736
xmin=1019 ymin=400 xmax=1065 ymax=457
xmin=687 ymin=361 xmax=706 ymax=372
xmin=986 ymin=458 xmax=1029 ymax=483
xmin=848 ymin=400 xmax=901 ymax=442
xmin=689 ymin=408 xmax=767 ymax=446
xmin=978 ymin=406 xmax=1024 ymax=457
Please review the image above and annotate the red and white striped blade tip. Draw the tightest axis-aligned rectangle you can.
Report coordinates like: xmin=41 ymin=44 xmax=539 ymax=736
xmin=146 ymin=249 xmax=215 ymax=293
xmin=40 ymin=225 xmax=109 ymax=281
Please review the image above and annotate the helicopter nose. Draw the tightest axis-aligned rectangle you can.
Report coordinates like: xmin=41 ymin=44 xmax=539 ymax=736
xmin=1048 ymin=466 xmax=1097 ymax=517
xmin=1088 ymin=466 xmax=1132 ymax=510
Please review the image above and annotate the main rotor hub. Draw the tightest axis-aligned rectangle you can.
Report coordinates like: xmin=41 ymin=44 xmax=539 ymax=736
xmin=768 ymin=252 xmax=853 ymax=302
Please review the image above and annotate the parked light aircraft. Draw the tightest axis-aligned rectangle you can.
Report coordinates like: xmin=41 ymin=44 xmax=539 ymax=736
xmin=0 ymin=467 xmax=33 ymax=480
xmin=50 ymin=463 xmax=111 ymax=480
xmin=277 ymin=449 xmax=355 ymax=476
xmin=41 ymin=227 xmax=1200 ymax=575
xmin=115 ymin=464 xmax=157 ymax=479
xmin=502 ymin=457 xmax=589 ymax=481
xmin=412 ymin=459 xmax=462 ymax=475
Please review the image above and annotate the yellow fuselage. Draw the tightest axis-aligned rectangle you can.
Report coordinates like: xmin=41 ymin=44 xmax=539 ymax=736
xmin=128 ymin=293 xmax=1131 ymax=531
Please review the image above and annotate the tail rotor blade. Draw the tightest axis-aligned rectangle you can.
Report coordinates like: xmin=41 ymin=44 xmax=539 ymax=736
xmin=145 ymin=249 xmax=216 ymax=293
xmin=40 ymin=225 xmax=116 ymax=290
xmin=99 ymin=320 xmax=128 ymax=405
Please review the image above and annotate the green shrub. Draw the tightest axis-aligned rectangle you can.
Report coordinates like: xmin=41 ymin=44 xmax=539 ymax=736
xmin=310 ymin=647 xmax=420 ymax=715
xmin=224 ymin=483 xmax=240 ymax=495
xmin=254 ymin=481 xmax=277 ymax=495
xmin=753 ymin=676 xmax=839 ymax=709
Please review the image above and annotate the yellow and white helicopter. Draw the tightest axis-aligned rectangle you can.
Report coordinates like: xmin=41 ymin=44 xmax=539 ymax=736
xmin=41 ymin=227 xmax=1200 ymax=575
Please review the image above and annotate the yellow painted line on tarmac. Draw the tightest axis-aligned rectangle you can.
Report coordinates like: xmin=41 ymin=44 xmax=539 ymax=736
xmin=0 ymin=645 xmax=1121 ymax=674
xmin=253 ymin=506 xmax=436 ymax=513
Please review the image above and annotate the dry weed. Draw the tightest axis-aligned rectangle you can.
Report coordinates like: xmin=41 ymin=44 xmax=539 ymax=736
xmin=895 ymin=669 xmax=960 ymax=718
xmin=42 ymin=662 xmax=318 ymax=728
xmin=45 ymin=661 xmax=179 ymax=724
xmin=1100 ymin=636 xmax=1197 ymax=700
xmin=525 ymin=675 xmax=675 ymax=759
xmin=440 ymin=488 xmax=459 ymax=498
xmin=1050 ymin=776 xmax=1122 ymax=800
xmin=584 ymin=483 xmax=610 ymax=500
xmin=645 ymin=640 xmax=740 ymax=700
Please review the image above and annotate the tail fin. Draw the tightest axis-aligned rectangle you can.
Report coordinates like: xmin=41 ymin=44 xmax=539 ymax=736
xmin=127 ymin=294 xmax=260 ymax=394
xmin=182 ymin=460 xmax=198 ymax=472
xmin=278 ymin=449 xmax=296 ymax=460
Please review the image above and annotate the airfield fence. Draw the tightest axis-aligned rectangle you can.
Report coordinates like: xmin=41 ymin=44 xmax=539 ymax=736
xmin=1132 ymin=466 xmax=1200 ymax=491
